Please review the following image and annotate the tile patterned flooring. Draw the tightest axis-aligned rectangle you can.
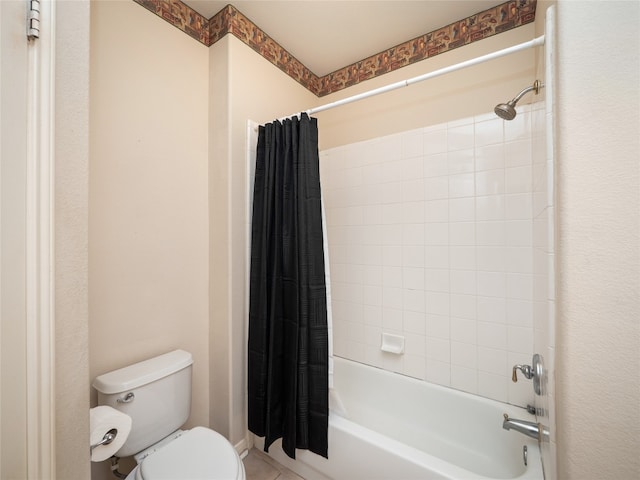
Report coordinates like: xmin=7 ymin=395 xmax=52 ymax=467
xmin=243 ymin=448 xmax=306 ymax=480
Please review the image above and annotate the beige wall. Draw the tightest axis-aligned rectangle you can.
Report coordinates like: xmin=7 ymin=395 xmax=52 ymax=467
xmin=209 ymin=34 xmax=318 ymax=446
xmin=1 ymin=2 xmax=28 ymax=477
xmin=56 ymin=1 xmax=91 ymax=477
xmin=316 ymin=24 xmax=536 ymax=149
xmin=89 ymin=1 xmax=209 ymax=476
xmin=555 ymin=2 xmax=640 ymax=479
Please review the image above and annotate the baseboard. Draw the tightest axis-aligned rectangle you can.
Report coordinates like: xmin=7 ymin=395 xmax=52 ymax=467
xmin=235 ymin=433 xmax=253 ymax=459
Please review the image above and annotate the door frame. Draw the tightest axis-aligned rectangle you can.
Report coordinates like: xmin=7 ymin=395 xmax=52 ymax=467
xmin=25 ymin=1 xmax=56 ymax=477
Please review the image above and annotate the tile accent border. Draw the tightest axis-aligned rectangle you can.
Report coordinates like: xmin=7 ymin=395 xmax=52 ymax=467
xmin=133 ymin=0 xmax=537 ymax=97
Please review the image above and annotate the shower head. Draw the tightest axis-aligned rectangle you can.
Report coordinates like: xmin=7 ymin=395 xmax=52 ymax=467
xmin=494 ymin=80 xmax=543 ymax=121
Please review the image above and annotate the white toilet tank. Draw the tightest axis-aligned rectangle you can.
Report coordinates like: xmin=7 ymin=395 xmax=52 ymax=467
xmin=92 ymin=350 xmax=194 ymax=458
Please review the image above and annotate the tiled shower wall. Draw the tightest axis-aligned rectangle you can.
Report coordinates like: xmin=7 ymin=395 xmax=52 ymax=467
xmin=320 ymin=107 xmax=542 ymax=407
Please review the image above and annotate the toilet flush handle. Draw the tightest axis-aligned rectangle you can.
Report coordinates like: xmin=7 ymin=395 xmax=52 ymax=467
xmin=117 ymin=392 xmax=135 ymax=403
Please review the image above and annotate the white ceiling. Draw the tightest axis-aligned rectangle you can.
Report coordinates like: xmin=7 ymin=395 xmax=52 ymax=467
xmin=181 ymin=1 xmax=502 ymax=76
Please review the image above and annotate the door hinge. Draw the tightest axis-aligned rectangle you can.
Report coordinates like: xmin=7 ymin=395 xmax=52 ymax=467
xmin=27 ymin=0 xmax=41 ymax=40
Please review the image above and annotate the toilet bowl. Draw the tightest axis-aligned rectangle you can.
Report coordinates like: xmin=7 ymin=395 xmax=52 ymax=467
xmin=124 ymin=427 xmax=245 ymax=480
xmin=93 ymin=350 xmax=246 ymax=480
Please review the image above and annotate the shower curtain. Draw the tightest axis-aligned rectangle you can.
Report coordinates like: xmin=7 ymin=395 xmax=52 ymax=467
xmin=248 ymin=113 xmax=329 ymax=459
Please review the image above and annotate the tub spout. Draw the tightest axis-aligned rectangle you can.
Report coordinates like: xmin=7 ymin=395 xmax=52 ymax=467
xmin=502 ymin=414 xmax=547 ymax=441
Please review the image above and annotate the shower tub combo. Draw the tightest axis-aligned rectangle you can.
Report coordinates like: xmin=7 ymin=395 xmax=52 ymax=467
xmin=255 ymin=357 xmax=542 ymax=480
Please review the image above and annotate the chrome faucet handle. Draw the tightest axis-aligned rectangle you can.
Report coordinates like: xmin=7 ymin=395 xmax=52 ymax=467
xmin=512 ymin=364 xmax=533 ymax=382
xmin=511 ymin=354 xmax=546 ymax=395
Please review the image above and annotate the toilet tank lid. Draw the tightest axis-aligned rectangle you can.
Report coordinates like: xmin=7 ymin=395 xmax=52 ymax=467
xmin=93 ymin=350 xmax=193 ymax=394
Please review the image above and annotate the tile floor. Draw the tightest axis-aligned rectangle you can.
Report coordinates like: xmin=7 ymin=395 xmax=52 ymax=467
xmin=243 ymin=448 xmax=306 ymax=480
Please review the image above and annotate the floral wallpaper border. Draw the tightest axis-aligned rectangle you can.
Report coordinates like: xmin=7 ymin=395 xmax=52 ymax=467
xmin=133 ymin=0 xmax=537 ymax=97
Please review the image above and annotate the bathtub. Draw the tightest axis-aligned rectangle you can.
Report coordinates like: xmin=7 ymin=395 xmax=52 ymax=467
xmin=254 ymin=357 xmax=543 ymax=480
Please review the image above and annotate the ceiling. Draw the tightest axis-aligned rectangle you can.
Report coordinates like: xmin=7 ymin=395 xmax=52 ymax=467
xmin=181 ymin=1 xmax=502 ymax=76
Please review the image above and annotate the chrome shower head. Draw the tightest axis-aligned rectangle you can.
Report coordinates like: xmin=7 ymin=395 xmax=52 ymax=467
xmin=495 ymin=80 xmax=543 ymax=121
xmin=494 ymin=101 xmax=518 ymax=121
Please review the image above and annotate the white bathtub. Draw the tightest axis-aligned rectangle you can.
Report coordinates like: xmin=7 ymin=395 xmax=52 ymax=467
xmin=255 ymin=357 xmax=543 ymax=480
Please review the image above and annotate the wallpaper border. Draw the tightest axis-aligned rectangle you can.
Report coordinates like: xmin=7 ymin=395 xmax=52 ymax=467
xmin=132 ymin=0 xmax=537 ymax=97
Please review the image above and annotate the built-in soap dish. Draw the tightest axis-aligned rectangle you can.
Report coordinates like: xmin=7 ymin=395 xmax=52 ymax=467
xmin=380 ymin=333 xmax=405 ymax=354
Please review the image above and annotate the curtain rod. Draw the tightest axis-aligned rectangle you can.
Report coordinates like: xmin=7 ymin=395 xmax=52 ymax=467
xmin=279 ymin=35 xmax=545 ymax=121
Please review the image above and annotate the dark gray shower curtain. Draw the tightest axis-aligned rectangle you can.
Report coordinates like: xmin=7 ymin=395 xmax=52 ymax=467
xmin=247 ymin=113 xmax=329 ymax=459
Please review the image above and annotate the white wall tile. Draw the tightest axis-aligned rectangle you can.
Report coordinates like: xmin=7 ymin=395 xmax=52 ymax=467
xmin=403 ymin=267 xmax=425 ymax=290
xmin=449 ymin=173 xmax=475 ymax=198
xmin=382 ymin=182 xmax=403 ymax=204
xmin=449 ymin=222 xmax=475 ymax=245
xmin=477 ymin=346 xmax=507 ymax=375
xmin=424 ymin=153 xmax=448 ymax=178
xmin=505 ymin=139 xmax=532 ymax=167
xmin=425 ymin=199 xmax=449 ymax=222
xmin=507 ymin=326 xmax=534 ymax=355
xmin=425 ymin=268 xmax=450 ymax=293
xmin=380 ymin=225 xmax=402 ymax=245
xmin=363 ymin=305 xmax=382 ymax=326
xmin=364 ymin=325 xmax=382 ymax=346
xmin=402 ymin=179 xmax=425 ymax=202
xmin=507 ymin=299 xmax=534 ymax=327
xmin=402 ymin=245 xmax=424 ymax=267
xmin=382 ymin=307 xmax=403 ymax=331
xmin=450 ymin=270 xmax=476 ymax=295
xmin=448 ymin=149 xmax=474 ymax=174
xmin=403 ymin=288 xmax=425 ymax=313
xmin=426 ymin=291 xmax=450 ymax=316
xmin=475 ymin=118 xmax=504 ymax=147
xmin=425 ymin=176 xmax=449 ymax=200
xmin=451 ymin=317 xmax=477 ymax=344
xmin=478 ymin=371 xmax=508 ymax=402
xmin=426 ymin=314 xmax=450 ymax=339
xmin=451 ymin=341 xmax=477 ymax=368
xmin=476 ymin=221 xmax=505 ymax=246
xmin=382 ymin=352 xmax=404 ymax=374
xmin=424 ymin=129 xmax=447 ymax=155
xmin=425 ymin=222 xmax=449 ymax=245
xmin=382 ymin=245 xmax=402 ymax=266
xmin=404 ymin=355 xmax=427 ymax=380
xmin=506 ymin=166 xmax=533 ymax=194
xmin=475 ymin=144 xmax=505 ymax=171
xmin=476 ymin=195 xmax=505 ymax=221
xmin=478 ymin=321 xmax=508 ymax=350
xmin=382 ymin=203 xmax=404 ymax=224
xmin=448 ymin=124 xmax=475 ymax=151
xmin=476 ymin=271 xmax=507 ymax=298
xmin=506 ymin=220 xmax=533 ymax=246
xmin=505 ymin=193 xmax=532 ymax=220
xmin=403 ymin=224 xmax=425 ymax=245
xmin=382 ymin=265 xmax=402 ymax=288
xmin=450 ymin=293 xmax=476 ymax=320
xmin=426 ymin=360 xmax=450 ymax=386
xmin=426 ymin=336 xmax=451 ymax=361
xmin=402 ymin=130 xmax=424 ymax=159
xmin=404 ymin=310 xmax=426 ymax=335
xmin=449 ymin=246 xmax=476 ymax=270
xmin=451 ymin=365 xmax=478 ymax=394
xmin=402 ymin=201 xmax=425 ymax=223
xmin=322 ymin=111 xmax=537 ymax=408
xmin=363 ymin=285 xmax=383 ymax=306
xmin=425 ymin=246 xmax=449 ymax=269
xmin=504 ymin=111 xmax=531 ymax=142
xmin=506 ymin=273 xmax=533 ymax=300
xmin=476 ymin=170 xmax=505 ymax=196
xmin=477 ymin=296 xmax=507 ymax=323
xmin=401 ymin=157 xmax=424 ymax=180
xmin=449 ymin=197 xmax=475 ymax=222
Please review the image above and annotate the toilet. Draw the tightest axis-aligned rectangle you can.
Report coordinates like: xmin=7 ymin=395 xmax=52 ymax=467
xmin=92 ymin=349 xmax=246 ymax=480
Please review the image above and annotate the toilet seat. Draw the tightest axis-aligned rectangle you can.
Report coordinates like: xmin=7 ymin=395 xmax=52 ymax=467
xmin=126 ymin=427 xmax=245 ymax=480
